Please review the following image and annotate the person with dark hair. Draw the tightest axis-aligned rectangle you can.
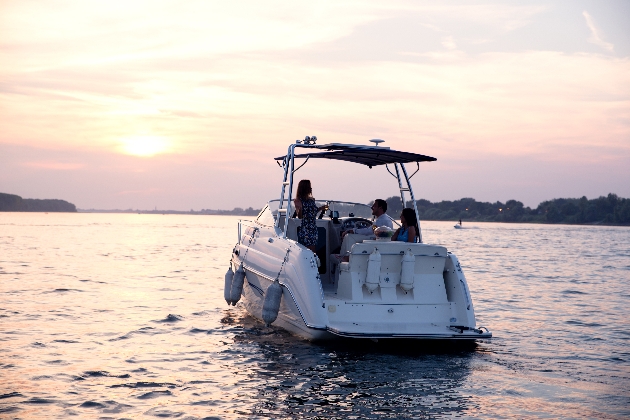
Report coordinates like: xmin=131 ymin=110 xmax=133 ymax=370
xmin=339 ymin=198 xmax=394 ymax=258
xmin=293 ymin=179 xmax=328 ymax=252
xmin=392 ymin=208 xmax=418 ymax=243
xmin=344 ymin=198 xmax=392 ymax=236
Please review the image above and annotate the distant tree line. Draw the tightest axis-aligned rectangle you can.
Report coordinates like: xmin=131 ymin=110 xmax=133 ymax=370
xmin=385 ymin=193 xmax=630 ymax=225
xmin=4 ymin=189 xmax=628 ymax=225
xmin=0 ymin=193 xmax=77 ymax=212
xmin=199 ymin=207 xmax=260 ymax=216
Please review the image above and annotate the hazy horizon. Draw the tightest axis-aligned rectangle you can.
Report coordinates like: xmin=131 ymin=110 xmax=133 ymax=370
xmin=2 ymin=189 xmax=627 ymax=213
xmin=1 ymin=1 xmax=628 ymax=211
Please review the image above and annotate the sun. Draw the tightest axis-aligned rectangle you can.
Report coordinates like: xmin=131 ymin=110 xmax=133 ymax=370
xmin=119 ymin=136 xmax=170 ymax=157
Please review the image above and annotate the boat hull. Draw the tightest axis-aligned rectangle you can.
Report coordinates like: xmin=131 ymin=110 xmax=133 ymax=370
xmin=231 ymin=226 xmax=491 ymax=341
xmin=241 ymin=270 xmax=490 ymax=340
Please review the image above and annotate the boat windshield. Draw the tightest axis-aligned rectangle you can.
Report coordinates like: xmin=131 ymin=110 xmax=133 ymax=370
xmin=268 ymin=199 xmax=373 ymax=221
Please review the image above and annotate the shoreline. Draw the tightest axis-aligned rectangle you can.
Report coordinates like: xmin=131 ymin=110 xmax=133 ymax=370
xmin=2 ymin=210 xmax=628 ymax=227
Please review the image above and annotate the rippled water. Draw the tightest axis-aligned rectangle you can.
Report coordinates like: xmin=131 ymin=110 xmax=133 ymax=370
xmin=1 ymin=213 xmax=629 ymax=419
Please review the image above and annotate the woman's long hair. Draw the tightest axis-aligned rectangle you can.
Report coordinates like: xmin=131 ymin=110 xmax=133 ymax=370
xmin=401 ymin=208 xmax=419 ymax=237
xmin=296 ymin=179 xmax=313 ymax=200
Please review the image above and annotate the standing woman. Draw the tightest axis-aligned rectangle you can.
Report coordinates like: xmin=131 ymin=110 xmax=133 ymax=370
xmin=293 ymin=179 xmax=327 ymax=252
xmin=391 ymin=208 xmax=419 ymax=243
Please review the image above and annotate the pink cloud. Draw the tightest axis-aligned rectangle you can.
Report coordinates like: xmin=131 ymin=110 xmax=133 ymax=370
xmin=116 ymin=188 xmax=161 ymax=196
xmin=22 ymin=161 xmax=85 ymax=170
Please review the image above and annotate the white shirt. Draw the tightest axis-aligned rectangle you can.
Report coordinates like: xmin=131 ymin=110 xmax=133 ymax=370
xmin=355 ymin=213 xmax=393 ymax=235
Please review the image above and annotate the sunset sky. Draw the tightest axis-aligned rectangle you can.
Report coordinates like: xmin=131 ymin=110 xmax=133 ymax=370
xmin=1 ymin=0 xmax=628 ymax=210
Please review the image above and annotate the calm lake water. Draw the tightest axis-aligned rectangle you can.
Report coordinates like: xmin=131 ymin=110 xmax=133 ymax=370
xmin=1 ymin=213 xmax=629 ymax=419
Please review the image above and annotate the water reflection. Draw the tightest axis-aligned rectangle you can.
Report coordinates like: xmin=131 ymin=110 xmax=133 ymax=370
xmin=228 ymin=311 xmax=478 ymax=418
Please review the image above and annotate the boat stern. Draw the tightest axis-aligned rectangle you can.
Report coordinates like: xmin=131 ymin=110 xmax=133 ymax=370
xmin=323 ymin=241 xmax=491 ymax=340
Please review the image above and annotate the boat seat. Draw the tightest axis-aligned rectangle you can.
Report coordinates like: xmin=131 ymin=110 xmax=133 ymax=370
xmin=285 ymin=218 xmax=339 ymax=247
xmin=349 ymin=241 xmax=447 ymax=258
xmin=340 ymin=241 xmax=449 ymax=303
xmin=286 ymin=218 xmax=301 ymax=241
xmin=286 ymin=218 xmax=343 ymax=280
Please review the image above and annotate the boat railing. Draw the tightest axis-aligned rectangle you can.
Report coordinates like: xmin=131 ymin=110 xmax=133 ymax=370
xmin=270 ymin=199 xmax=374 ymax=220
xmin=237 ymin=219 xmax=257 ymax=245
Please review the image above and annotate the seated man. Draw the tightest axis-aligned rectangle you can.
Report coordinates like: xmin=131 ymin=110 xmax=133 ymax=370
xmin=340 ymin=199 xmax=393 ymax=257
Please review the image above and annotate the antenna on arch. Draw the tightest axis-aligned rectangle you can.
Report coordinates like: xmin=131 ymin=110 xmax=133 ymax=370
xmin=297 ymin=135 xmax=317 ymax=145
xmin=369 ymin=138 xmax=385 ymax=146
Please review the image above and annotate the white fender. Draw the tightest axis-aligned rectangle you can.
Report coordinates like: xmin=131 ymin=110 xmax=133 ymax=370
xmin=400 ymin=249 xmax=415 ymax=292
xmin=230 ymin=263 xmax=245 ymax=305
xmin=224 ymin=265 xmax=234 ymax=305
xmin=365 ymin=248 xmax=381 ymax=293
xmin=262 ymin=280 xmax=282 ymax=326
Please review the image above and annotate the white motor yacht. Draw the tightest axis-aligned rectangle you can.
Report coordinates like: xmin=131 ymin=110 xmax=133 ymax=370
xmin=225 ymin=137 xmax=492 ymax=341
